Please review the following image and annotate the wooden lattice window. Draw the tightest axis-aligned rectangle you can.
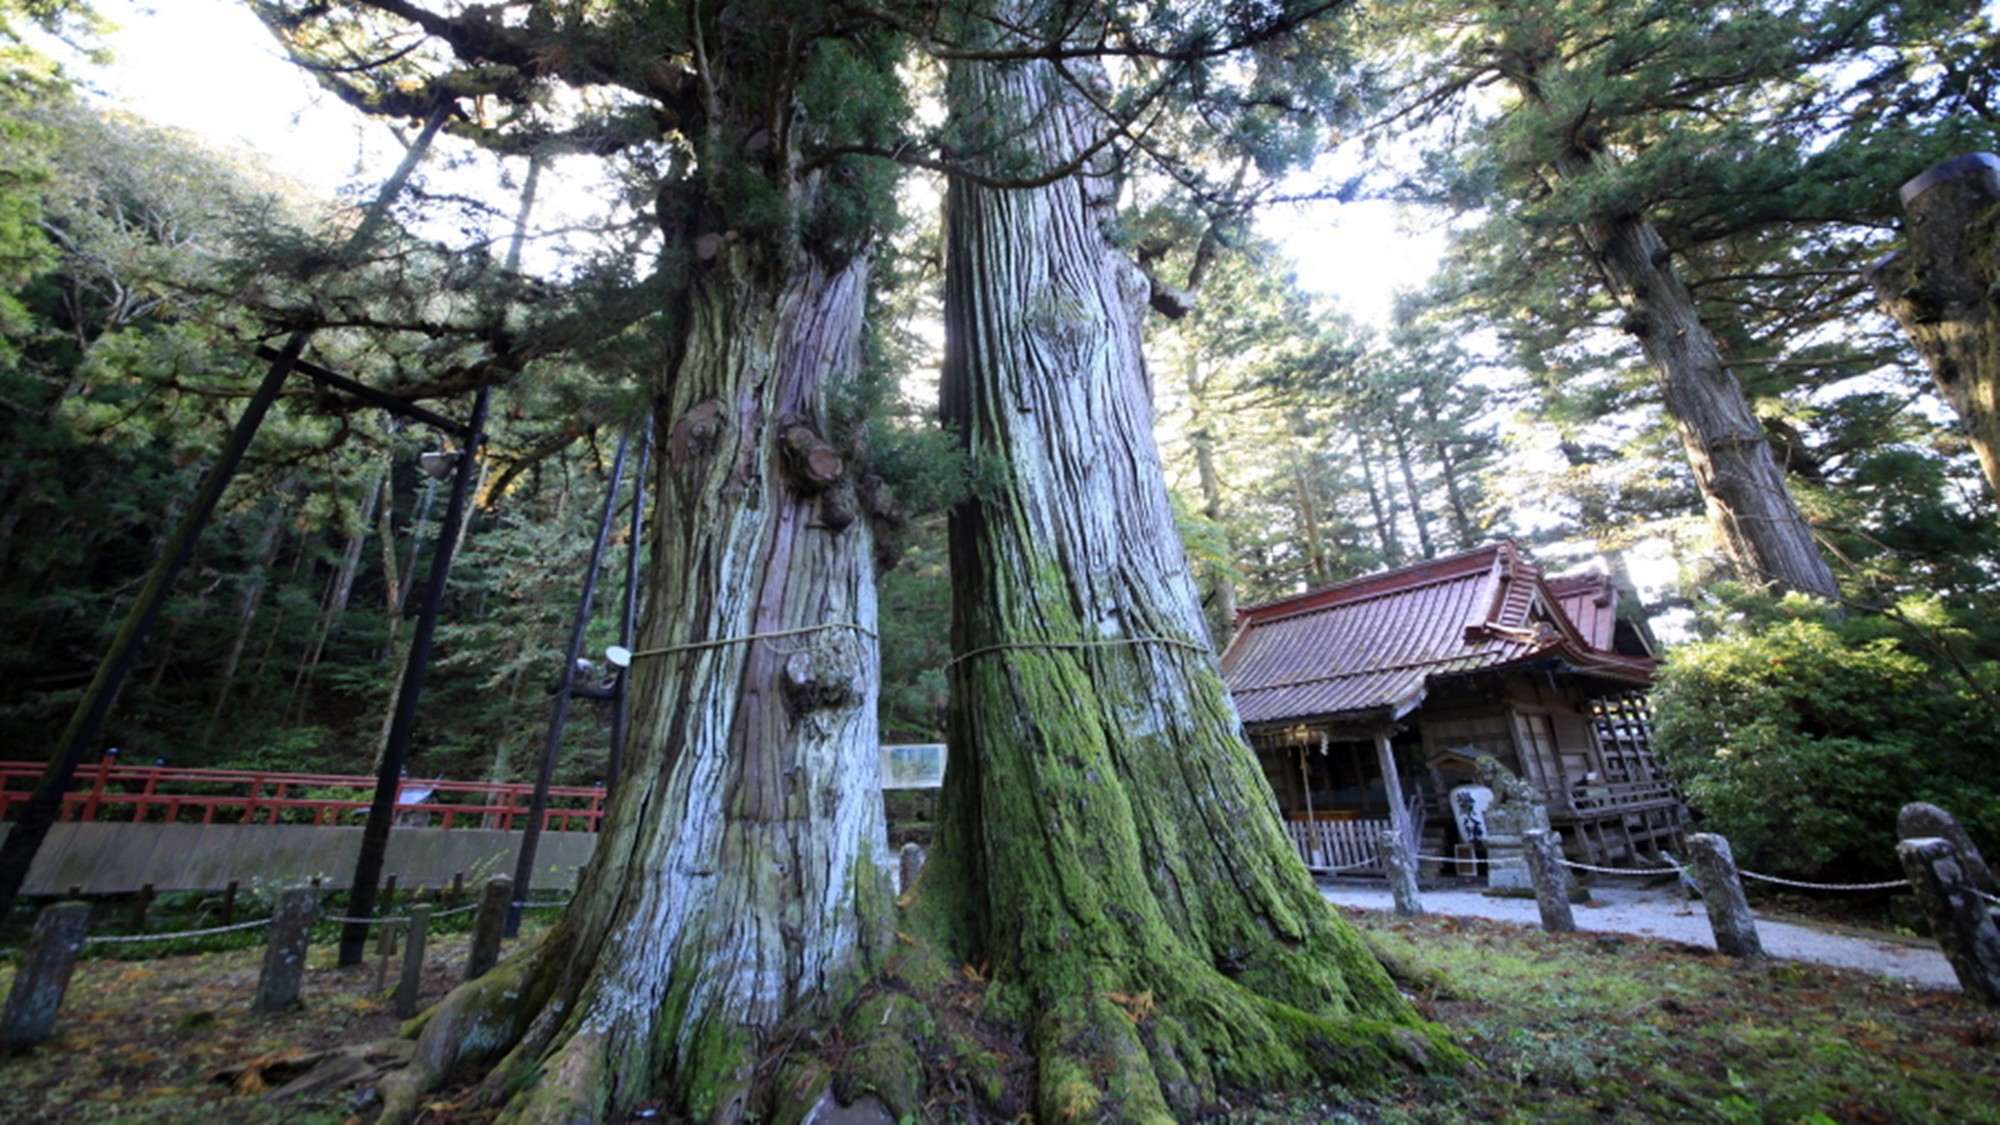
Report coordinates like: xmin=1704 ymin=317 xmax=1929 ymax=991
xmin=1589 ymin=692 xmax=1663 ymax=783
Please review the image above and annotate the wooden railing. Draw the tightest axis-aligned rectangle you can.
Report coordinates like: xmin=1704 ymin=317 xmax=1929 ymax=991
xmin=1285 ymin=816 xmax=1391 ymax=872
xmin=0 ymin=760 xmax=605 ymax=832
xmin=1538 ymin=778 xmax=1681 ymax=820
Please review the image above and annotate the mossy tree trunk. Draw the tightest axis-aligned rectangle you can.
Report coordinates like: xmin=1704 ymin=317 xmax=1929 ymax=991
xmin=379 ymin=237 xmax=889 ymax=1124
xmin=922 ymin=31 xmax=1453 ymax=1123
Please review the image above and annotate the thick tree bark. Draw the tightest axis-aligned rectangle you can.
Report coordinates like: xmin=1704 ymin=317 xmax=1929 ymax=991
xmin=1872 ymin=153 xmax=2000 ymax=497
xmin=378 ymin=244 xmax=888 ymax=1124
xmin=925 ymin=40 xmax=1452 ymax=1122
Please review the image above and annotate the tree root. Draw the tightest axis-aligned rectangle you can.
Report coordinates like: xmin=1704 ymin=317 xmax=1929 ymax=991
xmin=376 ymin=955 xmax=550 ymax=1124
xmin=1022 ymin=968 xmax=1458 ymax=1122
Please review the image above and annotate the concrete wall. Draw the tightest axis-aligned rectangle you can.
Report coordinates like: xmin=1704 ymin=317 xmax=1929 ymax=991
xmin=0 ymin=822 xmax=597 ymax=895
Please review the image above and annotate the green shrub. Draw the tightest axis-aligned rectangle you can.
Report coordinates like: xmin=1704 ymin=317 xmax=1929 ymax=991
xmin=1654 ymin=599 xmax=2000 ymax=878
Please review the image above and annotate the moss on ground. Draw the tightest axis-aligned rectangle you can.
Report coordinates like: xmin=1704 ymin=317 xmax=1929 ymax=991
xmin=1250 ymin=909 xmax=2000 ymax=1123
xmin=3 ymin=904 xmax=1995 ymax=1121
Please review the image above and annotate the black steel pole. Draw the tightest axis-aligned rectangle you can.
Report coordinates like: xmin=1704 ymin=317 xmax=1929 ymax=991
xmin=606 ymin=430 xmax=651 ymax=794
xmin=506 ymin=433 xmax=632 ymax=936
xmin=338 ymin=385 xmax=490 ymax=965
xmin=0 ymin=333 xmax=307 ymax=923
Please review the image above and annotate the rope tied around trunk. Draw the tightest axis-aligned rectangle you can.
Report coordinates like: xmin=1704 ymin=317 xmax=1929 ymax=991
xmin=945 ymin=636 xmax=1215 ymax=668
xmin=624 ymin=621 xmax=878 ymax=661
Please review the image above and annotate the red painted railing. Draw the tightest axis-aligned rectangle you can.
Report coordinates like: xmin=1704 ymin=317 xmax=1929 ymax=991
xmin=0 ymin=759 xmax=605 ymax=832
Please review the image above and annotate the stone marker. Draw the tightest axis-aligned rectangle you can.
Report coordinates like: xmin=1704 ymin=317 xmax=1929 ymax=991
xmin=898 ymin=843 xmax=925 ymax=894
xmin=1523 ymin=829 xmax=1575 ymax=933
xmin=394 ymin=905 xmax=431 ymax=1017
xmin=0 ymin=901 xmax=92 ymax=1045
xmin=1379 ymin=830 xmax=1424 ymax=917
xmin=1688 ymin=833 xmax=1762 ymax=958
xmin=1898 ymin=803 xmax=1997 ymax=898
xmin=252 ymin=887 xmax=319 ymax=1012
xmin=1899 ymin=836 xmax=2000 ymax=1007
xmin=465 ymin=876 xmax=511 ymax=981
xmin=1475 ymin=758 xmax=1548 ymax=893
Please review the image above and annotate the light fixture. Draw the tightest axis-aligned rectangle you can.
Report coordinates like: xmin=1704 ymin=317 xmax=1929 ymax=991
xmin=419 ymin=450 xmax=462 ymax=481
xmin=605 ymin=645 xmax=633 ymax=668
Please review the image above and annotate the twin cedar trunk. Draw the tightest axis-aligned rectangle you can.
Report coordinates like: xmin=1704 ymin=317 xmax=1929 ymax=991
xmin=932 ymin=43 xmax=1434 ymax=1120
xmin=381 ymin=246 xmax=888 ymax=1123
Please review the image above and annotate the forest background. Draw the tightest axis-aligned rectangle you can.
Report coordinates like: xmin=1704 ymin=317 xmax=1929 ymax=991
xmin=4 ymin=0 xmax=2000 ymax=887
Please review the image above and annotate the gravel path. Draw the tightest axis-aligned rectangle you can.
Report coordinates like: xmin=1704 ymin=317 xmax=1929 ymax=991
xmin=1320 ymin=879 xmax=1960 ymax=991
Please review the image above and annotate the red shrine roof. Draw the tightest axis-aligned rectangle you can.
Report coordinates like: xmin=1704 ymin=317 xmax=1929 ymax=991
xmin=1219 ymin=542 xmax=1655 ymax=728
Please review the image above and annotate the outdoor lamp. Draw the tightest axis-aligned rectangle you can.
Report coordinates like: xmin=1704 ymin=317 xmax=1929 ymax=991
xmin=419 ymin=450 xmax=462 ymax=481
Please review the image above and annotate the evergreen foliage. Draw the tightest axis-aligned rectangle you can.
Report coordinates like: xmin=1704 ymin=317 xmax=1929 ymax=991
xmin=1655 ymin=591 xmax=2000 ymax=877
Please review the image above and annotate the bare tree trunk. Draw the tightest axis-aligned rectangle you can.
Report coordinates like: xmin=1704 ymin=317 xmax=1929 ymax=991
xmin=1532 ymin=131 xmax=1839 ymax=597
xmin=1872 ymin=154 xmax=2000 ymax=498
xmin=201 ymin=497 xmax=287 ymax=742
xmin=926 ymin=33 xmax=1451 ymax=1122
xmin=1184 ymin=356 xmax=1237 ymax=638
xmin=1354 ymin=429 xmax=1400 ymax=565
xmin=1290 ymin=443 xmax=1331 ymax=585
xmin=1391 ymin=423 xmax=1436 ymax=559
xmin=1434 ymin=440 xmax=1476 ymax=548
xmin=291 ymin=473 xmax=383 ymax=714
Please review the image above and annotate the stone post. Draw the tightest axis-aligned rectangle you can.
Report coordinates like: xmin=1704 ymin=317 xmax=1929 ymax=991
xmin=899 ymin=843 xmax=926 ymax=894
xmin=252 ymin=887 xmax=319 ymax=1013
xmin=1687 ymin=833 xmax=1762 ymax=958
xmin=465 ymin=876 xmax=511 ymax=982
xmin=0 ymin=901 xmax=92 ymax=1045
xmin=394 ymin=905 xmax=431 ymax=1018
xmin=1379 ymin=830 xmax=1424 ymax=917
xmin=1899 ymin=836 xmax=2000 ymax=1007
xmin=1523 ymin=829 xmax=1575 ymax=933
xmin=1899 ymin=803 xmax=1997 ymax=898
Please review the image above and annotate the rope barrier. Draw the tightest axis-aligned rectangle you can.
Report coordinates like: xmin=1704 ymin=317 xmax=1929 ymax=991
xmin=81 ymin=917 xmax=273 ymax=946
xmin=1413 ymin=853 xmax=1489 ymax=866
xmin=625 ymin=622 xmax=876 ymax=662
xmin=1309 ymin=857 xmax=1382 ymax=874
xmin=324 ymin=901 xmax=486 ymax=926
xmin=946 ymin=636 xmax=1213 ymax=668
xmin=1558 ymin=858 xmax=1686 ymax=876
xmin=1737 ymin=871 xmax=1910 ymax=892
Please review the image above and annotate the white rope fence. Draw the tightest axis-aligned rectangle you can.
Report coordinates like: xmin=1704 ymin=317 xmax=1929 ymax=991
xmin=1738 ymin=871 xmax=1911 ymax=893
xmin=324 ymin=901 xmax=484 ymax=925
xmin=82 ymin=917 xmax=273 ymax=946
xmin=80 ymin=898 xmax=491 ymax=946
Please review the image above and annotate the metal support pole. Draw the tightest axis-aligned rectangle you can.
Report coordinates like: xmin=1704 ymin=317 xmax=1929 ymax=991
xmin=0 ymin=103 xmax=453 ymax=926
xmin=340 ymin=386 xmax=491 ymax=966
xmin=606 ymin=430 xmax=651 ymax=795
xmin=507 ymin=433 xmax=632 ymax=937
